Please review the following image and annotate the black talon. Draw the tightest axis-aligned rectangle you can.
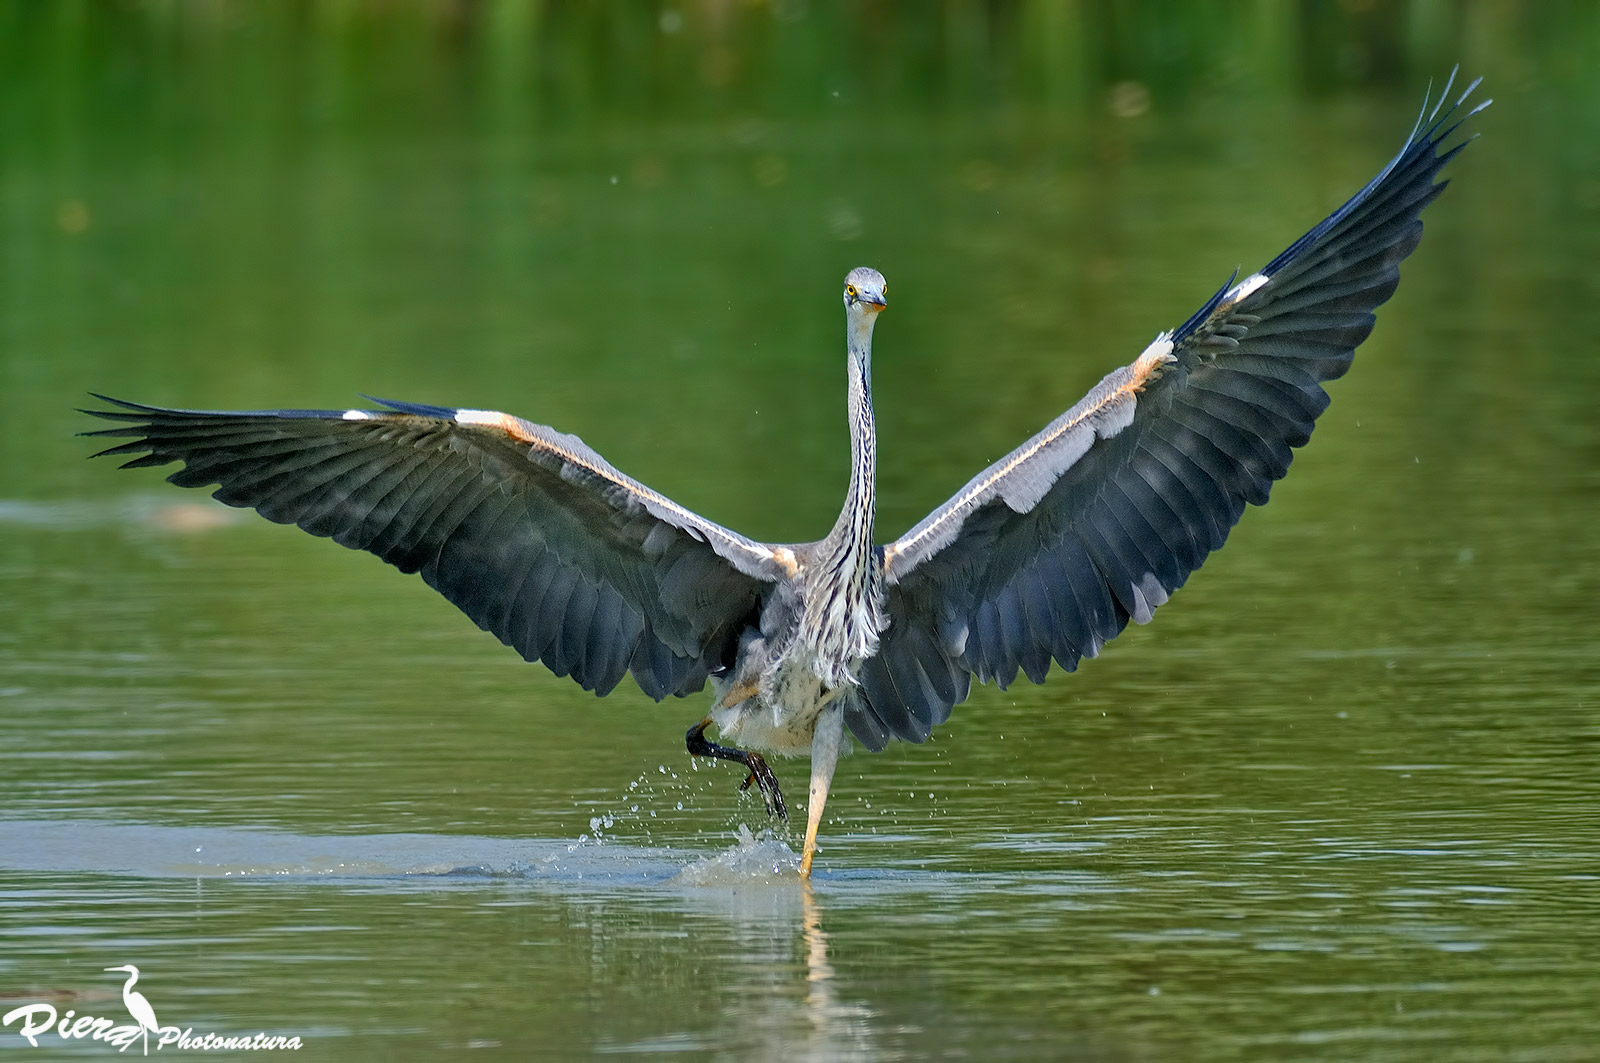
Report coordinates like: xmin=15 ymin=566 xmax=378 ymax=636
xmin=686 ymin=718 xmax=788 ymax=820
xmin=742 ymin=752 xmax=787 ymax=820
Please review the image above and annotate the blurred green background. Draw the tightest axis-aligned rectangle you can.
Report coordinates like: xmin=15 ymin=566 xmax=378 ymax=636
xmin=2 ymin=2 xmax=1598 ymax=1061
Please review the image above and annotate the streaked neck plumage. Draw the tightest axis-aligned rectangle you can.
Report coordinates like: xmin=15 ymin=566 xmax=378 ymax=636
xmin=797 ymin=305 xmax=883 ymax=688
xmin=823 ymin=309 xmax=878 ymax=560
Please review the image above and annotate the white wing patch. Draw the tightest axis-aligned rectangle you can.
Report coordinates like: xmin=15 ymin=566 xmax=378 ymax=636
xmin=1221 ymin=272 xmax=1269 ymax=312
xmin=453 ymin=408 xmax=514 ymax=429
xmin=1131 ymin=333 xmax=1176 ymax=382
xmin=1232 ymin=272 xmax=1269 ymax=302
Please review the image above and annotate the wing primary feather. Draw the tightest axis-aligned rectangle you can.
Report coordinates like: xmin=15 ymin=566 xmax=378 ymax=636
xmin=298 ymin=449 xmax=431 ymax=540
xmin=1152 ymin=433 xmax=1241 ymax=549
xmin=847 ymin=670 xmax=895 ymax=752
xmin=1082 ymin=503 xmax=1159 ymax=623
xmin=1060 ymin=541 xmax=1120 ymax=659
xmin=510 ymin=554 xmax=564 ymax=664
xmin=1016 ymin=569 xmax=1060 ymax=683
xmin=1029 ymin=550 xmax=1085 ymax=670
xmin=992 ymin=589 xmax=1028 ymax=688
xmin=558 ymin=579 xmax=600 ymax=687
xmin=1102 ymin=480 xmax=1186 ymax=593
xmin=484 ymin=538 xmax=547 ymax=650
xmin=362 ymin=451 xmax=460 ymax=565
xmin=1165 ymin=398 xmax=1283 ymax=500
xmin=430 ymin=488 xmax=527 ymax=629
xmin=1117 ymin=461 xmax=1207 ymax=572
xmin=534 ymin=567 xmax=579 ymax=673
xmin=332 ymin=452 xmax=438 ymax=552
xmin=414 ymin=478 xmax=503 ymax=588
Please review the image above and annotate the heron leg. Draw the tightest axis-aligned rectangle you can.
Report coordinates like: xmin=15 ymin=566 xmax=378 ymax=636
xmin=800 ymin=705 xmax=844 ymax=879
xmin=685 ymin=718 xmax=788 ymax=821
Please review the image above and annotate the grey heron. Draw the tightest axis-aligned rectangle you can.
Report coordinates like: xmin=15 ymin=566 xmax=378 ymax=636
xmin=85 ymin=76 xmax=1486 ymax=877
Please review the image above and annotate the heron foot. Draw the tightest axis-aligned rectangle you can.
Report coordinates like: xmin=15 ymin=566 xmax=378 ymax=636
xmin=736 ymin=753 xmax=787 ymax=820
xmin=685 ymin=718 xmax=788 ymax=821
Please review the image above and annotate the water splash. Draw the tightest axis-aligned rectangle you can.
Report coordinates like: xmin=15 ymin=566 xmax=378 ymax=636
xmin=672 ymin=826 xmax=800 ymax=886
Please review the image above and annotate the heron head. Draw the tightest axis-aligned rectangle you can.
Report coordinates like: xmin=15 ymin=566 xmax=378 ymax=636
xmin=842 ymin=267 xmax=887 ymax=314
xmin=104 ymin=965 xmax=136 ymax=975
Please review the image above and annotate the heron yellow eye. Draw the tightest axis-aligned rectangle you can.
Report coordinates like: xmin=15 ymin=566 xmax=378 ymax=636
xmin=846 ymin=284 xmax=857 ymax=298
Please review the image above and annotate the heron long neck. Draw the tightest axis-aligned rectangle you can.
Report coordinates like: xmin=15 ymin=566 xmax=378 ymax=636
xmin=823 ymin=324 xmax=876 ymax=562
xmin=798 ymin=311 xmax=882 ymax=685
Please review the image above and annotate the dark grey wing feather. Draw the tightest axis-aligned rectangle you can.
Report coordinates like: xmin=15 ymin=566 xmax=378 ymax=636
xmin=83 ymin=395 xmax=792 ymax=699
xmin=852 ymin=76 xmax=1488 ymax=750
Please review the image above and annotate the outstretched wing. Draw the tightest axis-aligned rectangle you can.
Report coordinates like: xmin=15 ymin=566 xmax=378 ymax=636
xmin=84 ymin=396 xmax=795 ymax=699
xmin=848 ymin=75 xmax=1489 ymax=751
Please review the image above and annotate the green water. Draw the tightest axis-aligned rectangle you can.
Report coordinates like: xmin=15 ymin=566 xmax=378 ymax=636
xmin=3 ymin=3 xmax=1599 ymax=1060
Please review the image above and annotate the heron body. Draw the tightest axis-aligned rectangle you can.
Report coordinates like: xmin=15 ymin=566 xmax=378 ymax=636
xmin=706 ymin=269 xmax=886 ymax=757
xmin=85 ymin=76 xmax=1487 ymax=877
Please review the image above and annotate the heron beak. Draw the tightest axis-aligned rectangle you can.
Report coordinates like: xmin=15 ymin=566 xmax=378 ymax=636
xmin=862 ymin=291 xmax=887 ymax=311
